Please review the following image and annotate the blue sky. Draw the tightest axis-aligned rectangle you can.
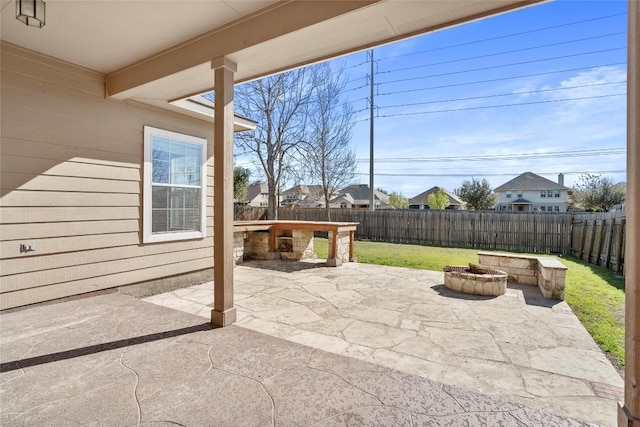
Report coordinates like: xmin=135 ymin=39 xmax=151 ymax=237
xmin=239 ymin=0 xmax=628 ymax=198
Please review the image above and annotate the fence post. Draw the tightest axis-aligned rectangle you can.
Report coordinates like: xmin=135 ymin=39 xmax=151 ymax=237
xmin=278 ymin=208 xmax=625 ymax=272
xmin=610 ymin=217 xmax=625 ymax=273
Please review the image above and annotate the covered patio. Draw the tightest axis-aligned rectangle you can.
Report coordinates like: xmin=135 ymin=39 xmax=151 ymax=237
xmin=1 ymin=0 xmax=638 ymax=425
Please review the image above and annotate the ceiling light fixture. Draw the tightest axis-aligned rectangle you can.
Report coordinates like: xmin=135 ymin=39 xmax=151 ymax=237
xmin=16 ymin=0 xmax=46 ymax=28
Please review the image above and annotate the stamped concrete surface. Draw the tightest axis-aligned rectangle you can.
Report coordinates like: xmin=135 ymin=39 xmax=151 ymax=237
xmin=0 ymin=293 xmax=595 ymax=426
xmin=144 ymin=260 xmax=624 ymax=427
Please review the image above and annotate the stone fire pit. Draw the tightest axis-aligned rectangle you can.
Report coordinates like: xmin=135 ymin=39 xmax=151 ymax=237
xmin=443 ymin=264 xmax=508 ymax=296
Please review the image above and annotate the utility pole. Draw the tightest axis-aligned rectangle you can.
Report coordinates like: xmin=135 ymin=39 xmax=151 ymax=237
xmin=369 ymin=49 xmax=375 ymax=211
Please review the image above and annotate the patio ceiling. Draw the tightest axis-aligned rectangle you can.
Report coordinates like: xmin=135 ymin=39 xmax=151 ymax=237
xmin=1 ymin=0 xmax=544 ymax=117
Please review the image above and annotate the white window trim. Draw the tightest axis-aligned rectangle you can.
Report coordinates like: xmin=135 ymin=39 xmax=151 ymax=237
xmin=143 ymin=126 xmax=207 ymax=243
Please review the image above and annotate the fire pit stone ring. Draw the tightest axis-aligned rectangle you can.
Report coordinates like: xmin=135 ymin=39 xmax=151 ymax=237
xmin=443 ymin=265 xmax=508 ymax=296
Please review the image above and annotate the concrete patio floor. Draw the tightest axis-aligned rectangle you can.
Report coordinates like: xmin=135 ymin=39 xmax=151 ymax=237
xmin=143 ymin=259 xmax=624 ymax=427
xmin=1 ymin=292 xmax=598 ymax=427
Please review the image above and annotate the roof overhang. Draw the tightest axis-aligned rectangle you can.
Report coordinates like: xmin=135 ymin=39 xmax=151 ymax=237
xmin=1 ymin=0 xmax=547 ymax=117
xmin=170 ymin=95 xmax=258 ymax=132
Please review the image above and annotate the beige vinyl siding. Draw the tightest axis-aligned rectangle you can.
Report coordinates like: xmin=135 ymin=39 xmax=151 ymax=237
xmin=0 ymin=44 xmax=215 ymax=310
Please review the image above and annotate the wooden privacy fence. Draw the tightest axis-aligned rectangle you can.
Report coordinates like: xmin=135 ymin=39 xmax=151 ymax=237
xmin=234 ymin=205 xmax=267 ymax=220
xmin=571 ymin=212 xmax=626 ymax=273
xmin=277 ymin=208 xmax=574 ymax=254
xmin=235 ymin=207 xmax=625 ymax=273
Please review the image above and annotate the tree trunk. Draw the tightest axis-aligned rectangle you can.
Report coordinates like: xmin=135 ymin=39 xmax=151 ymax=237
xmin=324 ymin=187 xmax=331 ymax=221
xmin=267 ymin=180 xmax=278 ymax=220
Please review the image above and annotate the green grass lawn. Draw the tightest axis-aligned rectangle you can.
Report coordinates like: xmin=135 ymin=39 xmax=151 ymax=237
xmin=314 ymin=237 xmax=625 ymax=366
xmin=560 ymin=256 xmax=625 ymax=366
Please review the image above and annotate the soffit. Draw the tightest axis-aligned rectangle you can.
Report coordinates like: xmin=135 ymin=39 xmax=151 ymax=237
xmin=1 ymin=0 xmax=545 ymax=111
xmin=0 ymin=0 xmax=278 ymax=74
xmin=117 ymin=0 xmax=545 ymax=104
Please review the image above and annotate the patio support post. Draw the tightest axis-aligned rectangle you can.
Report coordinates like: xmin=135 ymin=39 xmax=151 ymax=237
xmin=349 ymin=230 xmax=355 ymax=261
xmin=211 ymin=57 xmax=237 ymax=327
xmin=620 ymin=1 xmax=640 ymax=425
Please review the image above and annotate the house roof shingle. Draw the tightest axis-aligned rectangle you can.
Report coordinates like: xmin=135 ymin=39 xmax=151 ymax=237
xmin=330 ymin=184 xmax=389 ymax=205
xmin=246 ymin=182 xmax=268 ymax=201
xmin=409 ymin=186 xmax=463 ymax=206
xmin=494 ymin=172 xmax=570 ymax=192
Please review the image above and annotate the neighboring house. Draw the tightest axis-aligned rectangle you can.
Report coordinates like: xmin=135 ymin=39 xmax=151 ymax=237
xmin=494 ymin=172 xmax=571 ymax=212
xmin=281 ymin=184 xmax=327 ymax=208
xmin=330 ymin=184 xmax=389 ymax=209
xmin=409 ymin=186 xmax=464 ymax=210
xmin=245 ymin=182 xmax=270 ymax=207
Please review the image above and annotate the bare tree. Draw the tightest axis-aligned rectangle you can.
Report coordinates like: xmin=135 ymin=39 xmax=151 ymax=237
xmin=301 ymin=63 xmax=356 ymax=220
xmin=234 ymin=69 xmax=314 ymax=219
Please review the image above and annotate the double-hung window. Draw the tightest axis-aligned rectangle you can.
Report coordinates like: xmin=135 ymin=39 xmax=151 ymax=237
xmin=143 ymin=126 xmax=207 ymax=243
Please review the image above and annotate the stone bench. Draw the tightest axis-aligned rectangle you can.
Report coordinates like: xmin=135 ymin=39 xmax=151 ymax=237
xmin=477 ymin=251 xmax=567 ymax=300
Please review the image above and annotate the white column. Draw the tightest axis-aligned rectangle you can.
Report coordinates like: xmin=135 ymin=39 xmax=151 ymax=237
xmin=211 ymin=57 xmax=237 ymax=327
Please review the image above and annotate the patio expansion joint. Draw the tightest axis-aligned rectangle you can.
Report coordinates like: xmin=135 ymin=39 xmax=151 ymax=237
xmin=383 ymin=334 xmax=418 ymax=350
xmin=118 ymin=346 xmax=142 ymax=426
xmin=303 ymin=364 xmax=385 ymax=407
xmin=206 ymin=347 xmax=276 ymax=427
xmin=113 ymin=306 xmax=137 ymax=337
xmin=439 ymin=387 xmax=530 ymax=422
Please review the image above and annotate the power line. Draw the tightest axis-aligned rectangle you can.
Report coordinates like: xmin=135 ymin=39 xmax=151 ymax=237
xmin=355 ymin=170 xmax=626 ymax=177
xmin=374 ymin=93 xmax=624 ymax=118
xmin=345 ymin=60 xmax=627 ymax=102
xmin=378 ymin=47 xmax=626 ymax=86
xmin=345 ymin=63 xmax=627 ymax=110
xmin=344 ymin=75 xmax=369 ymax=86
xmin=376 ymin=62 xmax=626 ymax=97
xmin=352 ymin=92 xmax=625 ymax=123
xmin=346 ymin=96 xmax=370 ymax=106
xmin=376 ymin=13 xmax=626 ymax=62
xmin=344 ymin=60 xmax=369 ymax=71
xmin=377 ymin=32 xmax=625 ymax=75
xmin=342 ymin=83 xmax=370 ymax=94
xmin=356 ymin=148 xmax=626 ymax=163
xmin=377 ymin=81 xmax=626 ymax=110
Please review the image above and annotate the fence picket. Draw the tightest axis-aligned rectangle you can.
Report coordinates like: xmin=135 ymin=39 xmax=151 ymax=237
xmin=236 ymin=206 xmax=625 ymax=274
